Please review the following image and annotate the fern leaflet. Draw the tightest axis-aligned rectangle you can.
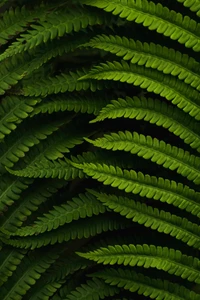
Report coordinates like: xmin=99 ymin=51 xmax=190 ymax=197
xmin=81 ymin=0 xmax=200 ymax=51
xmin=77 ymin=244 xmax=200 ymax=283
xmin=85 ymin=34 xmax=200 ymax=90
xmin=91 ymin=268 xmax=200 ymax=300
xmin=85 ymin=131 xmax=200 ymax=184
xmin=91 ymin=96 xmax=200 ymax=153
xmin=88 ymin=190 xmax=200 ymax=248
xmin=80 ymin=61 xmax=200 ymax=120
xmin=11 ymin=192 xmax=106 ymax=236
xmin=68 ymin=161 xmax=200 ymax=216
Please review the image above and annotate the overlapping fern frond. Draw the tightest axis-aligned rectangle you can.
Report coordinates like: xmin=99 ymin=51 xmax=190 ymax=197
xmin=77 ymin=244 xmax=200 ymax=283
xmin=91 ymin=96 xmax=200 ymax=152
xmin=80 ymin=60 xmax=200 ymax=120
xmin=1 ymin=0 xmax=200 ymax=299
xmin=85 ymin=34 xmax=200 ymax=90
xmin=90 ymin=268 xmax=200 ymax=300
xmin=81 ymin=0 xmax=200 ymax=51
xmin=85 ymin=131 xmax=200 ymax=184
xmin=0 ymin=6 xmax=111 ymax=61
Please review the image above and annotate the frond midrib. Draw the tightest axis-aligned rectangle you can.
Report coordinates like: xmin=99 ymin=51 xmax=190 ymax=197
xmin=94 ymin=132 xmax=200 ymax=181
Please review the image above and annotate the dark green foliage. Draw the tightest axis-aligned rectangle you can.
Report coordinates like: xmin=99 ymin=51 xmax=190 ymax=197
xmin=0 ymin=0 xmax=200 ymax=299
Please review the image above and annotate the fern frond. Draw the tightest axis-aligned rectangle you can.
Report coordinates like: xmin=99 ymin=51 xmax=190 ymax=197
xmin=86 ymin=131 xmax=200 ymax=184
xmin=6 ymin=157 xmax=85 ymax=180
xmin=14 ymin=143 xmax=148 ymax=181
xmin=37 ymin=130 xmax=85 ymax=161
xmin=91 ymin=96 xmax=200 ymax=153
xmin=0 ymin=96 xmax=39 ymax=139
xmin=46 ymin=254 xmax=91 ymax=283
xmin=0 ymin=175 xmax=32 ymax=213
xmin=64 ymin=278 xmax=119 ymax=300
xmin=0 ymin=3 xmax=54 ymax=46
xmin=51 ymin=271 xmax=85 ymax=299
xmin=88 ymin=190 xmax=200 ymax=248
xmin=26 ymin=31 xmax=93 ymax=72
xmin=3 ymin=214 xmax=129 ymax=249
xmin=31 ymin=255 xmax=91 ymax=299
xmin=0 ymin=120 xmax=61 ymax=171
xmin=0 ymin=34 xmax=89 ymax=95
xmin=69 ymin=162 xmax=200 ymax=216
xmin=77 ymin=244 xmax=200 ymax=283
xmin=85 ymin=34 xmax=200 ymax=90
xmin=51 ymin=277 xmax=81 ymax=300
xmin=0 ymin=7 xmax=110 ymax=61
xmin=31 ymin=94 xmax=109 ymax=117
xmin=91 ymin=268 xmax=200 ymax=300
xmin=81 ymin=0 xmax=200 ymax=51
xmin=10 ymin=124 xmax=85 ymax=170
xmin=177 ymin=0 xmax=200 ymax=17
xmin=80 ymin=61 xmax=200 ymax=120
xmin=70 ymin=150 xmax=136 ymax=170
xmin=21 ymin=69 xmax=106 ymax=97
xmin=0 ymin=247 xmax=26 ymax=287
xmin=11 ymin=192 xmax=106 ymax=236
xmin=0 ymin=252 xmax=59 ymax=300
xmin=0 ymin=32 xmax=91 ymax=95
xmin=28 ymin=281 xmax=64 ymax=300
xmin=0 ymin=179 xmax=66 ymax=233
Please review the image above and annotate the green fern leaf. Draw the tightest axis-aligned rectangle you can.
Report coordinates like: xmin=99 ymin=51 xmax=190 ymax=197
xmin=64 ymin=278 xmax=119 ymax=300
xmin=0 ymin=174 xmax=32 ymax=213
xmin=0 ymin=52 xmax=43 ymax=95
xmin=0 ymin=179 xmax=66 ymax=233
xmin=26 ymin=31 xmax=93 ymax=73
xmin=77 ymin=244 xmax=200 ymax=283
xmin=21 ymin=69 xmax=106 ymax=97
xmin=11 ymin=121 xmax=85 ymax=169
xmin=0 ymin=247 xmax=26 ymax=287
xmin=52 ymin=270 xmax=85 ymax=299
xmin=86 ymin=131 xmax=200 ymax=184
xmin=91 ymin=268 xmax=200 ymax=300
xmin=1 ymin=30 xmax=93 ymax=92
xmin=70 ymin=149 xmax=136 ymax=170
xmin=2 ymin=214 xmax=129 ymax=249
xmin=88 ymin=190 xmax=200 ymax=248
xmin=177 ymin=0 xmax=200 ymax=17
xmin=69 ymin=162 xmax=200 ymax=216
xmin=31 ymin=94 xmax=110 ymax=117
xmin=0 ymin=3 xmax=55 ymax=46
xmin=0 ymin=7 xmax=110 ymax=61
xmin=0 ymin=96 xmax=39 ymax=139
xmin=45 ymin=254 xmax=91 ymax=283
xmin=0 ymin=120 xmax=61 ymax=171
xmin=11 ymin=192 xmax=106 ymax=236
xmin=91 ymin=96 xmax=200 ymax=153
xmin=85 ymin=34 xmax=200 ymax=90
xmin=81 ymin=0 xmax=200 ymax=51
xmin=80 ymin=60 xmax=200 ymax=120
xmin=0 ymin=51 xmax=51 ymax=95
xmin=0 ymin=252 xmax=59 ymax=300
xmin=51 ymin=277 xmax=81 ymax=300
xmin=6 ymin=157 xmax=85 ymax=180
xmin=29 ymin=281 xmax=64 ymax=300
xmin=0 ymin=34 xmax=89 ymax=95
xmin=31 ymin=254 xmax=91 ymax=300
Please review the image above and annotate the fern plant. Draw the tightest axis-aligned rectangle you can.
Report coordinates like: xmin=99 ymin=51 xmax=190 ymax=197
xmin=0 ymin=0 xmax=200 ymax=299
